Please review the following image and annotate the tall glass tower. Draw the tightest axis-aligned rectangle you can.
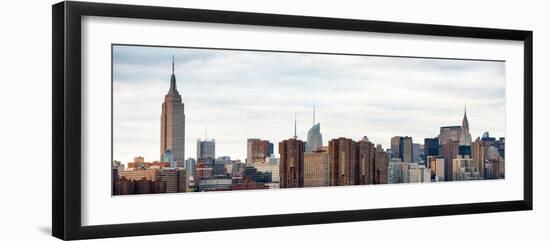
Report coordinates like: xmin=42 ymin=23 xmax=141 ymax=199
xmin=306 ymin=104 xmax=323 ymax=153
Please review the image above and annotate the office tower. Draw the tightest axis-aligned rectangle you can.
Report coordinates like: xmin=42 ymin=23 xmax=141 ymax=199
xmin=424 ymin=137 xmax=439 ymax=162
xmin=391 ymin=136 xmax=401 ymax=159
xmin=160 ymin=56 xmax=186 ymax=164
xmin=374 ymin=145 xmax=389 ymax=184
xmin=306 ymin=104 xmax=323 ymax=153
xmin=459 ymin=106 xmax=473 ymax=146
xmin=185 ymin=158 xmax=196 ymax=177
xmin=279 ymin=138 xmax=305 ymax=188
xmin=439 ymin=126 xmax=461 ymax=145
xmin=390 ymin=136 xmax=413 ymax=163
xmin=452 ymin=155 xmax=481 ymax=181
xmin=328 ymin=138 xmax=358 ymax=186
xmin=304 ymin=148 xmax=330 ymax=187
xmin=402 ymin=137 xmax=413 ymax=163
xmin=441 ymin=140 xmax=459 ymax=181
xmin=471 ymin=138 xmax=485 ymax=178
xmin=196 ymin=138 xmax=215 ymax=161
xmin=247 ymin=139 xmax=273 ymax=165
xmin=428 ymin=156 xmax=445 ymax=181
xmin=412 ymin=143 xmax=421 ymax=163
xmin=357 ymin=137 xmax=375 ymax=185
xmin=388 ymin=158 xmax=404 ymax=184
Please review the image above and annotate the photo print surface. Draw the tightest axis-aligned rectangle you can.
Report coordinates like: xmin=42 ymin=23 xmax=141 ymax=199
xmin=111 ymin=44 xmax=506 ymax=195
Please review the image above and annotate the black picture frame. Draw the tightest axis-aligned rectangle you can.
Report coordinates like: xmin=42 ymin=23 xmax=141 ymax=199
xmin=52 ymin=1 xmax=533 ymax=240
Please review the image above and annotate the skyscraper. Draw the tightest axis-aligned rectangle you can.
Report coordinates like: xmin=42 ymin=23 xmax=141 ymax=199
xmin=390 ymin=136 xmax=401 ymax=159
xmin=428 ymin=156 xmax=445 ymax=181
xmin=196 ymin=138 xmax=215 ymax=161
xmin=246 ymin=139 xmax=273 ymax=165
xmin=471 ymin=138 xmax=485 ymax=179
xmin=160 ymin=56 xmax=186 ymax=164
xmin=374 ymin=145 xmax=389 ymax=184
xmin=306 ymin=104 xmax=323 ymax=153
xmin=424 ymin=137 xmax=439 ymax=161
xmin=279 ymin=138 xmax=305 ymax=188
xmin=390 ymin=136 xmax=413 ymax=163
xmin=459 ymin=106 xmax=472 ymax=146
xmin=328 ymin=138 xmax=358 ymax=186
xmin=357 ymin=136 xmax=375 ymax=185
xmin=441 ymin=140 xmax=459 ymax=181
xmin=439 ymin=126 xmax=461 ymax=145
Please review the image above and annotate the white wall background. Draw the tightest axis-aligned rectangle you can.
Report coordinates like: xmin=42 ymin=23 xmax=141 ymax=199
xmin=0 ymin=0 xmax=547 ymax=240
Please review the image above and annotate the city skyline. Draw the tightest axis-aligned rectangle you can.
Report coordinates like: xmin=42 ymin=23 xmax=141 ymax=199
xmin=113 ymin=45 xmax=505 ymax=165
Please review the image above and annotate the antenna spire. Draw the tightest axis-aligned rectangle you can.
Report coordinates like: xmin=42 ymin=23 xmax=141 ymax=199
xmin=168 ymin=55 xmax=177 ymax=92
xmin=294 ymin=113 xmax=297 ymax=139
xmin=313 ymin=102 xmax=316 ymax=126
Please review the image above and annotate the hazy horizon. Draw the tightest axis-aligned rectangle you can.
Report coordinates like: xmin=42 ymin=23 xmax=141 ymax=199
xmin=113 ymin=45 xmax=506 ymax=165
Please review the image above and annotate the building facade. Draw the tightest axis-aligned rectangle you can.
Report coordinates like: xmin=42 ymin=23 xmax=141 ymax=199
xmin=304 ymin=149 xmax=330 ymax=187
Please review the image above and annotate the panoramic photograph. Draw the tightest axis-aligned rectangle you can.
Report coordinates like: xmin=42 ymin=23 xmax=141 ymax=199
xmin=111 ymin=45 xmax=506 ymax=195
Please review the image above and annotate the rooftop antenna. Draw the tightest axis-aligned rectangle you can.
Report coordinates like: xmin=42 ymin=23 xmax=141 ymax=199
xmin=171 ymin=54 xmax=175 ymax=75
xmin=294 ymin=113 xmax=297 ymax=139
xmin=313 ymin=102 xmax=316 ymax=126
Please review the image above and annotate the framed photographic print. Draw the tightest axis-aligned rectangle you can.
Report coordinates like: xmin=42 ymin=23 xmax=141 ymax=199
xmin=52 ymin=1 xmax=533 ymax=240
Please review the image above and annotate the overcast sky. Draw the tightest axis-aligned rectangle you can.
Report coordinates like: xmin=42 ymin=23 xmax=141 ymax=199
xmin=112 ymin=45 xmax=505 ymax=164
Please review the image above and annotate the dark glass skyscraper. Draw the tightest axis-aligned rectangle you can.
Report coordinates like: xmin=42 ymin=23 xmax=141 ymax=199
xmin=424 ymin=137 xmax=439 ymax=160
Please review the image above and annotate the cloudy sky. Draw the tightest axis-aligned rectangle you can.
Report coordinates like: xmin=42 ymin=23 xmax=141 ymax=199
xmin=112 ymin=45 xmax=505 ymax=164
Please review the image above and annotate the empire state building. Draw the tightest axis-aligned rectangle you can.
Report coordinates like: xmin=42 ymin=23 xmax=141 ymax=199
xmin=160 ymin=56 xmax=186 ymax=164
